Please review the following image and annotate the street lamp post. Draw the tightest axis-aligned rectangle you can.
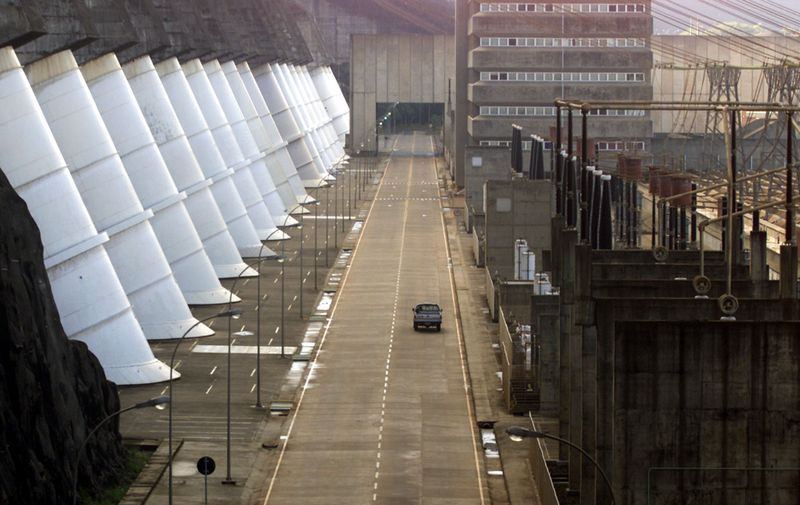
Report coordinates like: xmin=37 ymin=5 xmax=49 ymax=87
xmin=325 ymin=184 xmax=330 ymax=267
xmin=252 ymin=233 xmax=287 ymax=410
xmin=279 ymin=203 xmax=308 ymax=358
xmin=73 ymin=396 xmax=170 ymax=505
xmin=169 ymin=308 xmax=242 ymax=502
xmin=506 ymin=426 xmax=616 ymax=505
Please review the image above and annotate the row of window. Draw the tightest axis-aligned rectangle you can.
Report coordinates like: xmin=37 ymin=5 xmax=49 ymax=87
xmin=597 ymin=141 xmax=646 ymax=151
xmin=480 ymin=71 xmax=646 ymax=82
xmin=480 ymin=140 xmax=550 ymax=151
xmin=479 ymin=37 xmax=647 ymax=48
xmin=479 ymin=3 xmax=647 ymax=13
xmin=479 ymin=106 xmax=646 ymax=117
xmin=478 ymin=139 xmax=646 ymax=152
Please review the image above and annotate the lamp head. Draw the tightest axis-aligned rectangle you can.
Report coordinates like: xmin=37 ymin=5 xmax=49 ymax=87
xmin=135 ymin=395 xmax=171 ymax=410
xmin=506 ymin=426 xmax=541 ymax=442
xmin=219 ymin=308 xmax=243 ymax=320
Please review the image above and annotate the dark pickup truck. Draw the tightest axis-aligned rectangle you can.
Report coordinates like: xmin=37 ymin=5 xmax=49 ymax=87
xmin=412 ymin=303 xmax=442 ymax=331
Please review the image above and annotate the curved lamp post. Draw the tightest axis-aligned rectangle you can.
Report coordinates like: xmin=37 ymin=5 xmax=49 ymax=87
xmin=221 ymin=241 xmax=280 ymax=486
xmin=73 ymin=395 xmax=170 ymax=505
xmin=506 ymin=426 xmax=616 ymax=505
xmin=279 ymin=203 xmax=309 ymax=358
xmin=168 ymin=308 xmax=241 ymax=502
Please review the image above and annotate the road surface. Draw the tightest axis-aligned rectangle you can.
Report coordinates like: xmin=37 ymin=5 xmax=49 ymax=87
xmin=262 ymin=132 xmax=485 ymax=505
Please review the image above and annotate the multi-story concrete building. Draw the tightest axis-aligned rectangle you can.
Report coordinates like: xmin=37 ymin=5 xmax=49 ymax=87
xmin=455 ymin=1 xmax=654 ymax=226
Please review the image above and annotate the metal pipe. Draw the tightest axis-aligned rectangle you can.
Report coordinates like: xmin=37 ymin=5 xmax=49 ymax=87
xmin=555 ymin=103 xmax=562 ymax=216
xmin=661 ymin=165 xmax=794 ymax=205
xmin=787 ymin=111 xmax=795 ymax=244
xmin=723 ymin=107 xmax=735 ymax=296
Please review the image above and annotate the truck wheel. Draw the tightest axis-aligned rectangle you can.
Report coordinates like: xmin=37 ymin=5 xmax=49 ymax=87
xmin=413 ymin=323 xmax=418 ymax=331
xmin=436 ymin=324 xmax=441 ymax=332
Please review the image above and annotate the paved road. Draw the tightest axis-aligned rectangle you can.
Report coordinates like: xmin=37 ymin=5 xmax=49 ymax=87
xmin=262 ymin=133 xmax=485 ymax=505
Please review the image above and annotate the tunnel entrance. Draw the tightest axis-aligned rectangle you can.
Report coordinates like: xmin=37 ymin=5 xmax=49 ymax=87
xmin=377 ymin=102 xmax=444 ymax=133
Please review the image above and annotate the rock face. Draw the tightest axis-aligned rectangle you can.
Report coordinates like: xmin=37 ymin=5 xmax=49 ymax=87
xmin=0 ymin=169 xmax=125 ymax=504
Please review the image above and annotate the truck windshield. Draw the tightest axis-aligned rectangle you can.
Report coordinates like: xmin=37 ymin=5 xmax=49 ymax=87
xmin=417 ymin=304 xmax=440 ymax=312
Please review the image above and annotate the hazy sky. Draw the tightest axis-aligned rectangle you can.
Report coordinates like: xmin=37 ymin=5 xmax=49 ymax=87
xmin=652 ymin=0 xmax=800 ymax=34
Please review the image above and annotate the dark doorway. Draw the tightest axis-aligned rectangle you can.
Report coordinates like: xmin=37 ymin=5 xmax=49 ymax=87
xmin=377 ymin=102 xmax=444 ymax=134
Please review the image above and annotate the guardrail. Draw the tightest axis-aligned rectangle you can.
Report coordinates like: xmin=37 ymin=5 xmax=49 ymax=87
xmin=528 ymin=414 xmax=560 ymax=505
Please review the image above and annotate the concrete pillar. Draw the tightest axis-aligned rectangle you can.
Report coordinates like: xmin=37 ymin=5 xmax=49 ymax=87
xmin=82 ymin=53 xmax=236 ymax=306
xmin=559 ymin=228 xmax=578 ymax=467
xmin=181 ymin=58 xmax=284 ymax=242
xmin=550 ymin=215 xmax=565 ymax=288
xmin=0 ymin=46 xmax=172 ymax=385
xmin=780 ymin=244 xmax=798 ymax=299
xmin=750 ymin=231 xmax=768 ymax=286
xmin=575 ymin=245 xmax=596 ymax=505
xmin=454 ymin=0 xmax=468 ymax=187
xmin=237 ymin=62 xmax=313 ymax=208
xmin=29 ymin=50 xmax=210 ymax=342
xmin=122 ymin=55 xmax=256 ymax=279
xmin=156 ymin=57 xmax=273 ymax=259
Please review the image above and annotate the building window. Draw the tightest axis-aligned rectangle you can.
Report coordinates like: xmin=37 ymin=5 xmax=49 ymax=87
xmin=480 ymin=71 xmax=646 ymax=83
xmin=479 ymin=37 xmax=646 ymax=48
xmin=480 ymin=3 xmax=647 ymax=13
xmin=596 ymin=140 xmax=646 ymax=151
xmin=479 ymin=140 xmax=553 ymax=151
xmin=479 ymin=106 xmax=645 ymax=117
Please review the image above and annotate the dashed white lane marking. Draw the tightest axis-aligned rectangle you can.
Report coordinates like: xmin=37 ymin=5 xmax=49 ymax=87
xmin=372 ymin=132 xmax=415 ymax=503
xmin=263 ymin=135 xmax=393 ymax=505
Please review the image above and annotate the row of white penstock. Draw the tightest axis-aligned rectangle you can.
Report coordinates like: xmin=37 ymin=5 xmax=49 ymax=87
xmin=0 ymin=45 xmax=351 ymax=385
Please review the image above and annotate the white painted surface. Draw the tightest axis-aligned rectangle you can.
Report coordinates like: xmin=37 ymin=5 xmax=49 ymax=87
xmin=29 ymin=50 xmax=209 ymax=342
xmin=225 ymin=61 xmax=304 ymax=220
xmin=182 ymin=59 xmax=283 ymax=241
xmin=205 ymin=60 xmax=294 ymax=234
xmin=123 ymin=55 xmax=256 ymax=280
xmin=156 ymin=57 xmax=274 ymax=259
xmin=238 ymin=62 xmax=312 ymax=206
xmin=254 ymin=64 xmax=328 ymax=187
xmin=0 ymin=47 xmax=172 ymax=384
xmin=83 ymin=54 xmax=235 ymax=305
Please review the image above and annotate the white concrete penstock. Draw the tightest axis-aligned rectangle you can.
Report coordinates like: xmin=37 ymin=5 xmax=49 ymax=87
xmin=238 ymin=61 xmax=314 ymax=208
xmin=223 ymin=60 xmax=306 ymax=219
xmin=82 ymin=53 xmax=236 ymax=306
xmin=298 ymin=66 xmax=345 ymax=161
xmin=311 ymin=66 xmax=350 ymax=142
xmin=273 ymin=64 xmax=336 ymax=174
xmin=156 ymin=57 xmax=273 ymax=260
xmin=205 ymin=60 xmax=297 ymax=232
xmin=122 ymin=55 xmax=255 ymax=281
xmin=0 ymin=46 xmax=174 ymax=384
xmin=181 ymin=58 xmax=285 ymax=242
xmin=253 ymin=64 xmax=329 ymax=188
xmin=27 ymin=50 xmax=210 ymax=342
xmin=293 ymin=65 xmax=342 ymax=162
